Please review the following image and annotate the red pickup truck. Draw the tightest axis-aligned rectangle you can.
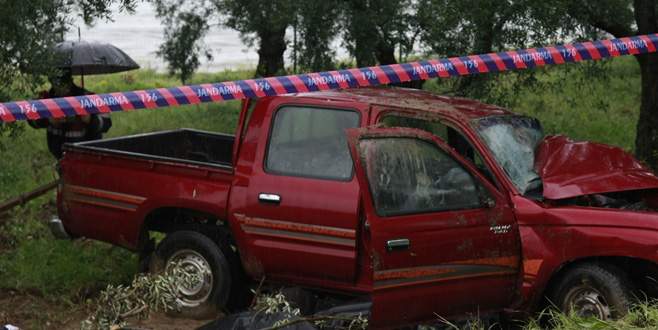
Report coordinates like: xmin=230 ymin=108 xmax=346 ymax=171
xmin=54 ymin=87 xmax=658 ymax=327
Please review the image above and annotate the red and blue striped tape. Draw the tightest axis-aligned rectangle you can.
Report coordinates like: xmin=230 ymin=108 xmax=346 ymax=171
xmin=2 ymin=34 xmax=657 ymax=123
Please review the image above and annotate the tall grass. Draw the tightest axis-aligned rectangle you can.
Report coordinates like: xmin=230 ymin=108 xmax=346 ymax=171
xmin=432 ymin=303 xmax=658 ymax=330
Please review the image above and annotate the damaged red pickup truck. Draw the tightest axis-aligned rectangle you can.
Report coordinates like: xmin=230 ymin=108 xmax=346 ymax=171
xmin=54 ymin=87 xmax=658 ymax=328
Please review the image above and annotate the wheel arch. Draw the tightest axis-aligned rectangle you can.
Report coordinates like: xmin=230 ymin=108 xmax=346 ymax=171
xmin=542 ymin=256 xmax=658 ymax=306
xmin=137 ymin=206 xmax=237 ymax=268
xmin=140 ymin=206 xmax=252 ymax=310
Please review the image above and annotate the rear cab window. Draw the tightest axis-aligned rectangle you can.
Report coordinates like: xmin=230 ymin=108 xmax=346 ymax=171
xmin=266 ymin=106 xmax=360 ymax=180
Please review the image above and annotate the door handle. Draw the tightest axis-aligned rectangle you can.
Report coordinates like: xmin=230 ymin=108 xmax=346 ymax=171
xmin=258 ymin=193 xmax=281 ymax=204
xmin=386 ymin=238 xmax=410 ymax=252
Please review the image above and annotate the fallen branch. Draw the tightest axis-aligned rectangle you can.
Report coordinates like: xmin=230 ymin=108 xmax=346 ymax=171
xmin=0 ymin=179 xmax=58 ymax=214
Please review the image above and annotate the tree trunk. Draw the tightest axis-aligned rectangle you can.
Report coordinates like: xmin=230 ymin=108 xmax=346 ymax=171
xmin=256 ymin=27 xmax=287 ymax=77
xmin=634 ymin=0 xmax=658 ymax=170
xmin=454 ymin=20 xmax=496 ymax=98
xmin=634 ymin=55 xmax=658 ymax=170
xmin=375 ymin=39 xmax=424 ymax=89
xmin=375 ymin=41 xmax=397 ymax=65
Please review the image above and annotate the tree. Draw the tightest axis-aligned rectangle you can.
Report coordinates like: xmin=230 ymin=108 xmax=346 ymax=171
xmin=416 ymin=0 xmax=568 ymax=100
xmin=153 ymin=0 xmax=214 ymax=83
xmin=292 ymin=1 xmax=342 ymax=72
xmin=341 ymin=0 xmax=423 ymax=89
xmin=215 ymin=0 xmax=296 ymax=77
xmin=342 ymin=0 xmax=418 ymax=67
xmin=560 ymin=0 xmax=658 ymax=169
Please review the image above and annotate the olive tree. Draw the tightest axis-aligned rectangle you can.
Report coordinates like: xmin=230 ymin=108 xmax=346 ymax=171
xmin=153 ymin=0 xmax=215 ymax=83
xmin=561 ymin=0 xmax=658 ymax=169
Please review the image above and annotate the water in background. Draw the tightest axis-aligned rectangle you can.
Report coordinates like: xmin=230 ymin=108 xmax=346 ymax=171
xmin=66 ymin=2 xmax=260 ymax=72
xmin=66 ymin=2 xmax=351 ymax=73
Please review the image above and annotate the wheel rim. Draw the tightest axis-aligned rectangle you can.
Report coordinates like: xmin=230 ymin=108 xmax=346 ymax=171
xmin=166 ymin=249 xmax=214 ymax=307
xmin=564 ymin=285 xmax=612 ymax=320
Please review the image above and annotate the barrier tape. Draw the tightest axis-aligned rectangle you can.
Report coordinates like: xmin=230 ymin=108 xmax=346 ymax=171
xmin=2 ymin=34 xmax=658 ymax=123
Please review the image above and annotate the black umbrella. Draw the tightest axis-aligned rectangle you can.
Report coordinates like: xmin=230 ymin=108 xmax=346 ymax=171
xmin=53 ymin=40 xmax=140 ymax=86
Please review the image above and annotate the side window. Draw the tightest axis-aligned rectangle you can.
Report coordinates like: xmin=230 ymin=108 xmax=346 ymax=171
xmin=359 ymin=137 xmax=488 ymax=217
xmin=266 ymin=106 xmax=360 ymax=180
xmin=380 ymin=114 xmax=495 ymax=186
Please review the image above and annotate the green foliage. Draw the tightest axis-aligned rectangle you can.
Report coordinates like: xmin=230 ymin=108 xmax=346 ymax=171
xmin=0 ymin=0 xmax=65 ymax=103
xmin=217 ymin=0 xmax=296 ymax=77
xmin=341 ymin=0 xmax=416 ymax=66
xmin=217 ymin=0 xmax=296 ymax=40
xmin=81 ymin=262 xmax=196 ymax=329
xmin=293 ymin=1 xmax=342 ymax=72
xmin=562 ymin=0 xmax=635 ymax=37
xmin=417 ymin=0 xmax=575 ymax=99
xmin=154 ymin=0 xmax=214 ymax=83
xmin=73 ymin=0 xmax=137 ymax=24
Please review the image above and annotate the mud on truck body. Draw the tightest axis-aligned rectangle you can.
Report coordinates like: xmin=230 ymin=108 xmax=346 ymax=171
xmin=53 ymin=87 xmax=658 ymax=328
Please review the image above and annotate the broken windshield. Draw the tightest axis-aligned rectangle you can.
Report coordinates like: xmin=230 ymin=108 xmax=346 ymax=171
xmin=474 ymin=115 xmax=544 ymax=194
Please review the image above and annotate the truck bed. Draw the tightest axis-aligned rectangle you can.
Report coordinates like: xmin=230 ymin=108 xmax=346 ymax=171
xmin=71 ymin=129 xmax=234 ymax=169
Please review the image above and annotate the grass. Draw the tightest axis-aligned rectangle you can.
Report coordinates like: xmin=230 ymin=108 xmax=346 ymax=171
xmin=0 ymin=58 xmax=651 ymax=328
xmin=433 ymin=302 xmax=658 ymax=329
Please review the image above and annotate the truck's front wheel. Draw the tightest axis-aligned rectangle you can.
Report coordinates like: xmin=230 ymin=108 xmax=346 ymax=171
xmin=152 ymin=230 xmax=232 ymax=319
xmin=549 ymin=263 xmax=633 ymax=320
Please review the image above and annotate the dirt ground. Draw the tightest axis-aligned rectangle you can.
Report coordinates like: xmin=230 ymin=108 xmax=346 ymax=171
xmin=0 ymin=291 xmax=212 ymax=330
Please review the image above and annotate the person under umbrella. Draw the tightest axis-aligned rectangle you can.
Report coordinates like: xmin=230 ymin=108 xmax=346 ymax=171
xmin=29 ymin=40 xmax=139 ymax=159
xmin=28 ymin=68 xmax=111 ymax=159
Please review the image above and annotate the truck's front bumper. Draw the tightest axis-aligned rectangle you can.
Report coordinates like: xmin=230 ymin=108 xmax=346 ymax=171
xmin=49 ymin=217 xmax=70 ymax=239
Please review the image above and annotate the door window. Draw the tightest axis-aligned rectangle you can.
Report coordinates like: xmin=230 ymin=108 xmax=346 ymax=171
xmin=266 ymin=106 xmax=360 ymax=180
xmin=380 ymin=114 xmax=496 ymax=186
xmin=359 ymin=137 xmax=487 ymax=217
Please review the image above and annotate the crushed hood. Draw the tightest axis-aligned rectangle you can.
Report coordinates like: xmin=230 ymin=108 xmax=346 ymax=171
xmin=534 ymin=135 xmax=658 ymax=200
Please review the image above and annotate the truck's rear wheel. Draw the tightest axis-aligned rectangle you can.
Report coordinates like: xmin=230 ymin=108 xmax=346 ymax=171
xmin=549 ymin=263 xmax=633 ymax=320
xmin=152 ymin=230 xmax=232 ymax=319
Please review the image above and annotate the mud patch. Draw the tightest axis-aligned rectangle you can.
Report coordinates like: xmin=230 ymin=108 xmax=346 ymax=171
xmin=0 ymin=291 xmax=213 ymax=330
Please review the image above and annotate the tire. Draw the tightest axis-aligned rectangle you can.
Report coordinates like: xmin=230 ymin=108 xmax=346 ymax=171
xmin=151 ymin=230 xmax=232 ymax=319
xmin=549 ymin=263 xmax=633 ymax=320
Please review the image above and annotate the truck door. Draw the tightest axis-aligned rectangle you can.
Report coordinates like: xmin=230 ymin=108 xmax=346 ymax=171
xmin=347 ymin=127 xmax=521 ymax=327
xmin=236 ymin=102 xmax=364 ymax=285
